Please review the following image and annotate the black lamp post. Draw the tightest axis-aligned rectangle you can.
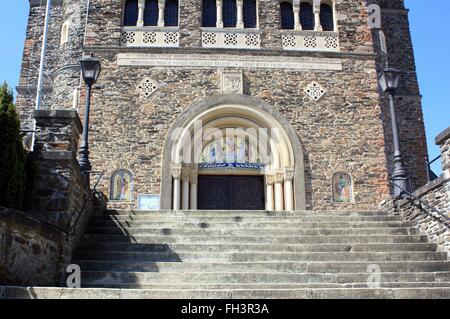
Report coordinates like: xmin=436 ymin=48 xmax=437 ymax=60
xmin=78 ymin=53 xmax=101 ymax=187
xmin=378 ymin=67 xmax=410 ymax=197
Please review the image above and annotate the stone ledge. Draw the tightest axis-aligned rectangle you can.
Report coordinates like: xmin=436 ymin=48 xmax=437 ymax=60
xmin=435 ymin=126 xmax=450 ymax=146
xmin=34 ymin=109 xmax=83 ymax=133
xmin=41 ymin=150 xmax=74 ymax=161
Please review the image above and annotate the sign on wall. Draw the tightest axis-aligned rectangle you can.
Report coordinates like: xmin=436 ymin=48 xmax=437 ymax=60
xmin=137 ymin=194 xmax=160 ymax=211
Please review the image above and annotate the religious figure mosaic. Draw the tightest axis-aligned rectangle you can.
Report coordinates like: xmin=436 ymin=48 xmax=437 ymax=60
xmin=201 ymin=137 xmax=260 ymax=165
xmin=110 ymin=169 xmax=133 ymax=201
xmin=332 ymin=172 xmax=353 ymax=203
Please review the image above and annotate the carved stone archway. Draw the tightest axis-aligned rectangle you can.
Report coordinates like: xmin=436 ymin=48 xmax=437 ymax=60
xmin=160 ymin=94 xmax=306 ymax=211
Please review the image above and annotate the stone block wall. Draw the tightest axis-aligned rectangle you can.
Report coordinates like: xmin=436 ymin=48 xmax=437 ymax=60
xmin=381 ymin=126 xmax=450 ymax=253
xmin=0 ymin=109 xmax=93 ymax=286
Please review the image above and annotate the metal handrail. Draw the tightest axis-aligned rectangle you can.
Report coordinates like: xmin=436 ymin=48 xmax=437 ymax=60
xmin=405 ymin=154 xmax=441 ymax=182
xmin=0 ymin=171 xmax=104 ymax=239
xmin=391 ymin=179 xmax=450 ymax=222
xmin=66 ymin=171 xmax=104 ymax=237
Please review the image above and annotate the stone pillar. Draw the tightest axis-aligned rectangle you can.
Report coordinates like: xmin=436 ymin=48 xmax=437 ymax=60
xmin=171 ymin=164 xmax=182 ymax=210
xmin=313 ymin=0 xmax=323 ymax=31
xmin=31 ymin=110 xmax=87 ymax=228
xmin=274 ymin=169 xmax=284 ymax=211
xmin=181 ymin=166 xmax=190 ymax=210
xmin=293 ymin=0 xmax=301 ymax=30
xmin=137 ymin=0 xmax=146 ymax=27
xmin=190 ymin=165 xmax=199 ymax=210
xmin=284 ymin=167 xmax=295 ymax=211
xmin=236 ymin=0 xmax=244 ymax=28
xmin=265 ymin=173 xmax=275 ymax=211
xmin=158 ymin=0 xmax=166 ymax=27
xmin=436 ymin=127 xmax=450 ymax=174
xmin=216 ymin=0 xmax=224 ymax=28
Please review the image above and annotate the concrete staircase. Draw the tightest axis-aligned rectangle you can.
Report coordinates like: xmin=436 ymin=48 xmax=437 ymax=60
xmin=3 ymin=210 xmax=450 ymax=299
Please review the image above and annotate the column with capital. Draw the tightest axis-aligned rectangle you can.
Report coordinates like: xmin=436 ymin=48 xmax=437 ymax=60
xmin=190 ymin=165 xmax=199 ymax=210
xmin=181 ymin=166 xmax=190 ymax=210
xmin=274 ymin=169 xmax=285 ymax=211
xmin=137 ymin=0 xmax=146 ymax=27
xmin=158 ymin=0 xmax=166 ymax=27
xmin=236 ymin=0 xmax=244 ymax=28
xmin=284 ymin=167 xmax=295 ymax=211
xmin=265 ymin=173 xmax=275 ymax=211
xmin=293 ymin=0 xmax=301 ymax=30
xmin=216 ymin=0 xmax=224 ymax=28
xmin=171 ymin=164 xmax=182 ymax=210
xmin=313 ymin=0 xmax=323 ymax=31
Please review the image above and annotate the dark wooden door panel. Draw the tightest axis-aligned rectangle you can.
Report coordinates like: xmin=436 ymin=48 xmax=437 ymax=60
xmin=198 ymin=175 xmax=265 ymax=210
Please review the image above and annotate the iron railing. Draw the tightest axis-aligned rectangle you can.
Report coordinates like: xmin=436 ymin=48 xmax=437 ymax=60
xmin=0 ymin=171 xmax=104 ymax=240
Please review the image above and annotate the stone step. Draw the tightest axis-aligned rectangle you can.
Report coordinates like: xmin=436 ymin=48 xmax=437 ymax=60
xmin=76 ymin=242 xmax=439 ymax=253
xmin=3 ymin=286 xmax=450 ymax=299
xmin=71 ymin=260 xmax=450 ymax=273
xmin=93 ymin=215 xmax=402 ymax=223
xmin=104 ymin=210 xmax=390 ymax=217
xmin=80 ymin=281 xmax=450 ymax=290
xmin=80 ymin=234 xmax=428 ymax=244
xmin=73 ymin=251 xmax=447 ymax=262
xmin=79 ymin=271 xmax=450 ymax=285
xmin=88 ymin=219 xmax=414 ymax=229
xmin=84 ymin=227 xmax=419 ymax=236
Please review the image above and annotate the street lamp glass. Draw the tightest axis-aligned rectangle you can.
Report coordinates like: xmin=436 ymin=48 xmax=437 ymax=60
xmin=80 ymin=54 xmax=101 ymax=86
xmin=378 ymin=67 xmax=401 ymax=93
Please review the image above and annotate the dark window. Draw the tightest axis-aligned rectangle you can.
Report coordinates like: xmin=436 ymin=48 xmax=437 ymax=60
xmin=144 ymin=0 xmax=158 ymax=26
xmin=243 ymin=0 xmax=257 ymax=28
xmin=300 ymin=3 xmax=314 ymax=30
xmin=320 ymin=4 xmax=334 ymax=31
xmin=223 ymin=0 xmax=237 ymax=28
xmin=123 ymin=0 xmax=139 ymax=26
xmin=202 ymin=0 xmax=217 ymax=27
xmin=164 ymin=0 xmax=179 ymax=26
xmin=280 ymin=1 xmax=294 ymax=30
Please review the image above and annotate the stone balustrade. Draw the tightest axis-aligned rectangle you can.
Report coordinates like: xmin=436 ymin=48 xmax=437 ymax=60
xmin=201 ymin=29 xmax=261 ymax=49
xmin=121 ymin=27 xmax=180 ymax=48
xmin=281 ymin=31 xmax=340 ymax=52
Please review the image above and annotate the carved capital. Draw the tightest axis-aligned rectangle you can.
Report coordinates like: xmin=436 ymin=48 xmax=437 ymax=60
xmin=171 ymin=164 xmax=182 ymax=179
xmin=190 ymin=164 xmax=199 ymax=184
xmin=275 ymin=169 xmax=285 ymax=183
xmin=182 ymin=166 xmax=191 ymax=182
xmin=284 ymin=167 xmax=295 ymax=181
xmin=265 ymin=174 xmax=275 ymax=185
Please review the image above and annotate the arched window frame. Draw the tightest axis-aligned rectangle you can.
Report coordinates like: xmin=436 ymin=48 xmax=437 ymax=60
xmin=319 ymin=0 xmax=335 ymax=32
xmin=202 ymin=0 xmax=217 ymax=27
xmin=110 ymin=169 xmax=134 ymax=202
xmin=164 ymin=0 xmax=179 ymax=27
xmin=332 ymin=172 xmax=354 ymax=203
xmin=144 ymin=0 xmax=159 ymax=26
xmin=243 ymin=0 xmax=258 ymax=29
xmin=123 ymin=0 xmax=139 ymax=27
xmin=280 ymin=1 xmax=295 ymax=30
xmin=60 ymin=20 xmax=71 ymax=46
xmin=299 ymin=1 xmax=314 ymax=31
xmin=122 ymin=0 xmax=180 ymax=28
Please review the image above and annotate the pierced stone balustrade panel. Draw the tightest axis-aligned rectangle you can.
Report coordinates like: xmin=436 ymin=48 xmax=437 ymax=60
xmin=121 ymin=27 xmax=180 ymax=48
xmin=282 ymin=31 xmax=340 ymax=52
xmin=202 ymin=29 xmax=261 ymax=49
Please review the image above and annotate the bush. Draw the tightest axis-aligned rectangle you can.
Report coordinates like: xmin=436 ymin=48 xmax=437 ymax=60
xmin=0 ymin=82 xmax=27 ymax=209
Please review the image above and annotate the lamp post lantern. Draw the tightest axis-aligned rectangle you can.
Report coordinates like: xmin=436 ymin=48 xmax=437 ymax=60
xmin=78 ymin=53 xmax=101 ymax=187
xmin=378 ymin=67 xmax=410 ymax=197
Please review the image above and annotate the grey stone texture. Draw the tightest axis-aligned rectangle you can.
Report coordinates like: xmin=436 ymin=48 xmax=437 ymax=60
xmin=380 ymin=126 xmax=450 ymax=254
xmin=0 ymin=109 xmax=94 ymax=286
xmin=14 ymin=0 xmax=429 ymax=211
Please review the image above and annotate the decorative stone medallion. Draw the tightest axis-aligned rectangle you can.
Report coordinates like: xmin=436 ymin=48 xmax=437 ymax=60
xmin=138 ymin=77 xmax=159 ymax=98
xmin=221 ymin=70 xmax=244 ymax=94
xmin=305 ymin=81 xmax=326 ymax=101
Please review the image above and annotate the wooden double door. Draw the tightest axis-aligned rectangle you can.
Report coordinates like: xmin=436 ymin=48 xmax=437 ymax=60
xmin=197 ymin=175 xmax=265 ymax=210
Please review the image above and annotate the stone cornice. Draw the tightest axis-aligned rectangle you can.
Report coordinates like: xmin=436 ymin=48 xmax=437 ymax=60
xmin=435 ymin=126 xmax=450 ymax=146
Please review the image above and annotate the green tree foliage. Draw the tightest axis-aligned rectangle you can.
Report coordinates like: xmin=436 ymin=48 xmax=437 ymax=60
xmin=0 ymin=82 xmax=26 ymax=209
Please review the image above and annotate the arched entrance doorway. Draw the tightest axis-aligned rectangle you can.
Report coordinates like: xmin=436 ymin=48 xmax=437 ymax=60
xmin=160 ymin=95 xmax=306 ymax=211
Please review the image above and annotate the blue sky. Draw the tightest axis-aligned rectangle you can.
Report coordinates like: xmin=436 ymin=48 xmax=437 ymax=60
xmin=0 ymin=1 xmax=449 ymax=173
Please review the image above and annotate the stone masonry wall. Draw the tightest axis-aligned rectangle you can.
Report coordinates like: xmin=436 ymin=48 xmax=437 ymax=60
xmin=15 ymin=0 xmax=429 ymax=211
xmin=381 ymin=126 xmax=450 ymax=254
xmin=368 ymin=0 xmax=429 ymax=190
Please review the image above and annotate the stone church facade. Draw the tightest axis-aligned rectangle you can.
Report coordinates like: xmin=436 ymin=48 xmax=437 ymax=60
xmin=16 ymin=0 xmax=429 ymax=212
